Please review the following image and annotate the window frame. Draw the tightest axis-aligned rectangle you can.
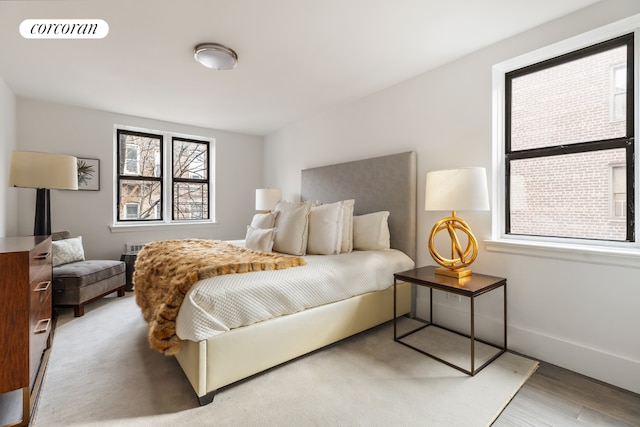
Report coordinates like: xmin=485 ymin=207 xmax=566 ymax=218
xmin=489 ymin=15 xmax=640 ymax=265
xmin=116 ymin=129 xmax=163 ymax=222
xmin=113 ymin=126 xmax=215 ymax=228
xmin=504 ymin=32 xmax=634 ymax=242
xmin=171 ymin=137 xmax=210 ymax=221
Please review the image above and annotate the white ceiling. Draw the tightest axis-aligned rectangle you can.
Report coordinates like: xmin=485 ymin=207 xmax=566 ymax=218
xmin=0 ymin=0 xmax=599 ymax=136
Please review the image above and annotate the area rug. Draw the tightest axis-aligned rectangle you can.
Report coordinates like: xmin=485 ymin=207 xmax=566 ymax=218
xmin=32 ymin=294 xmax=537 ymax=427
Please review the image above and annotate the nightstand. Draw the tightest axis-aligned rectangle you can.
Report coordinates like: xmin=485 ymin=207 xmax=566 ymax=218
xmin=120 ymin=251 xmax=138 ymax=292
xmin=393 ymin=265 xmax=506 ymax=376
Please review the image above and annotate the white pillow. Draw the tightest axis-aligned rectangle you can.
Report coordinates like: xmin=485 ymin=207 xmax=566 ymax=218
xmin=273 ymin=200 xmax=312 ymax=255
xmin=353 ymin=211 xmax=391 ymax=250
xmin=245 ymin=226 xmax=277 ymax=252
xmin=339 ymin=199 xmax=355 ymax=253
xmin=307 ymin=201 xmax=344 ymax=255
xmin=52 ymin=236 xmax=85 ymax=267
xmin=250 ymin=211 xmax=279 ymax=229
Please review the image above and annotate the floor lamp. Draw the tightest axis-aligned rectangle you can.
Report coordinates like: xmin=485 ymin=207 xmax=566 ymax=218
xmin=9 ymin=151 xmax=78 ymax=236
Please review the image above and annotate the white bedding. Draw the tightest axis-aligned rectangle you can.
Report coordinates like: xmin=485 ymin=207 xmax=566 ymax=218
xmin=176 ymin=247 xmax=414 ymax=342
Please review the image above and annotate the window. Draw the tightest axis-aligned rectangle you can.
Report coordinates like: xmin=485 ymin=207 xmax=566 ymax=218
xmin=125 ymin=203 xmax=140 ymax=219
xmin=124 ymin=143 xmax=140 ymax=175
xmin=116 ymin=129 xmax=212 ymax=224
xmin=611 ymin=164 xmax=626 ymax=219
xmin=612 ymin=64 xmax=627 ymax=121
xmin=495 ymin=30 xmax=635 ymax=247
xmin=172 ymin=137 xmax=209 ymax=220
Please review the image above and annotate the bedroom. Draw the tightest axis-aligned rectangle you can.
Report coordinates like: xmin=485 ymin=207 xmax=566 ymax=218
xmin=0 ymin=0 xmax=639 ymax=425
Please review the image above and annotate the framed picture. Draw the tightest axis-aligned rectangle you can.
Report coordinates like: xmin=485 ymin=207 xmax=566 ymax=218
xmin=77 ymin=157 xmax=100 ymax=191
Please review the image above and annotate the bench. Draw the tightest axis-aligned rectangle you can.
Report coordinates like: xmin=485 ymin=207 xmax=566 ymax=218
xmin=51 ymin=231 xmax=126 ymax=317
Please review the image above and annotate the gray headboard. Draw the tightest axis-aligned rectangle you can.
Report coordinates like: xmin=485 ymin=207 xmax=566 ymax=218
xmin=301 ymin=151 xmax=417 ymax=261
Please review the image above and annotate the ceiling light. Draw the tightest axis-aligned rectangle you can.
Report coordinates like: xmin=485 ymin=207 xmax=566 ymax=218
xmin=194 ymin=43 xmax=238 ymax=70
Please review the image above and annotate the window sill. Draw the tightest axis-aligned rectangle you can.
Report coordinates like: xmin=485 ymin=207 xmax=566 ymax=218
xmin=109 ymin=221 xmax=218 ymax=233
xmin=484 ymin=239 xmax=640 ymax=268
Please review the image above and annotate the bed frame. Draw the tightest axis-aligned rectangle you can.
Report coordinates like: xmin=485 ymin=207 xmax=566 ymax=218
xmin=174 ymin=151 xmax=417 ymax=405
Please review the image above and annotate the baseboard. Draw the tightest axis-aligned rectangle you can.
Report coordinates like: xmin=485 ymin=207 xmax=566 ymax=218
xmin=508 ymin=325 xmax=640 ymax=395
xmin=414 ymin=295 xmax=640 ymax=394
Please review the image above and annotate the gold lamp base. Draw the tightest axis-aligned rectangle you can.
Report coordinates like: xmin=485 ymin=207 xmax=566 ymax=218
xmin=428 ymin=211 xmax=479 ymax=278
xmin=434 ymin=267 xmax=472 ymax=278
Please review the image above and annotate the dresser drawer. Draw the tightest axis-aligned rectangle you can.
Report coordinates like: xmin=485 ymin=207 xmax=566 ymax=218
xmin=29 ymin=241 xmax=52 ymax=283
xmin=30 ymin=268 xmax=52 ymax=311
xmin=29 ymin=314 xmax=50 ymax=387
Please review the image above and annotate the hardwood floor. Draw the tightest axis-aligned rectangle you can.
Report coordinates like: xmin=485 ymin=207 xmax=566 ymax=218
xmin=494 ymin=359 xmax=640 ymax=426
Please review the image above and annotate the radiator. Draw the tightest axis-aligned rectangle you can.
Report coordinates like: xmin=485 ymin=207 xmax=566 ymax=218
xmin=124 ymin=242 xmax=147 ymax=253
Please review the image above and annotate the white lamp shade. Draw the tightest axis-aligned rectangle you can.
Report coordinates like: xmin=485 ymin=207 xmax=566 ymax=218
xmin=425 ymin=167 xmax=489 ymax=211
xmin=255 ymin=188 xmax=282 ymax=211
xmin=9 ymin=151 xmax=78 ymax=190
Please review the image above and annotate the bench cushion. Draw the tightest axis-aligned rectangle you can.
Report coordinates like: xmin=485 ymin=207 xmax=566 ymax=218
xmin=53 ymin=260 xmax=125 ymax=289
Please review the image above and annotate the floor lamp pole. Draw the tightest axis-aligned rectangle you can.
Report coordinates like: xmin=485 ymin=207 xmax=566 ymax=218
xmin=34 ymin=188 xmax=51 ymax=236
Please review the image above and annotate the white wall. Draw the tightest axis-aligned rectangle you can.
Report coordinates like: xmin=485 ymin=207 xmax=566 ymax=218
xmin=0 ymin=77 xmax=17 ymax=238
xmin=264 ymin=0 xmax=640 ymax=393
xmin=16 ymin=97 xmax=263 ymax=260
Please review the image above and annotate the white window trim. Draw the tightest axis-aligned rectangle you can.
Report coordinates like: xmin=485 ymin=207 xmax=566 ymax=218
xmin=487 ymin=14 xmax=640 ymax=267
xmin=110 ymin=124 xmax=217 ymax=232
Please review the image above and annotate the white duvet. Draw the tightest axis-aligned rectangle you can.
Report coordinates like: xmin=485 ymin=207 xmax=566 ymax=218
xmin=175 ymin=247 xmax=414 ymax=342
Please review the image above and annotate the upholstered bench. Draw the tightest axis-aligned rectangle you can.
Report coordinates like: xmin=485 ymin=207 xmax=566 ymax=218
xmin=51 ymin=232 xmax=126 ymax=317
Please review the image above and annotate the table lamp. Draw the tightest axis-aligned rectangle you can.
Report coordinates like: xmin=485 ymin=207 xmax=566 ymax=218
xmin=255 ymin=188 xmax=282 ymax=213
xmin=424 ymin=167 xmax=489 ymax=278
xmin=9 ymin=151 xmax=78 ymax=236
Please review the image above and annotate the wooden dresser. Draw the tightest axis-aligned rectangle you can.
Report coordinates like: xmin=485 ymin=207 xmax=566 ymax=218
xmin=0 ymin=236 xmax=53 ymax=427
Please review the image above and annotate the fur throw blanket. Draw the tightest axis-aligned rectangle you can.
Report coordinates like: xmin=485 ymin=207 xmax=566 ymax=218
xmin=134 ymin=239 xmax=306 ymax=355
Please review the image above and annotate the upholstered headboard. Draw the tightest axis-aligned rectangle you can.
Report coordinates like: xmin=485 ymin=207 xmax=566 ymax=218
xmin=301 ymin=151 xmax=417 ymax=260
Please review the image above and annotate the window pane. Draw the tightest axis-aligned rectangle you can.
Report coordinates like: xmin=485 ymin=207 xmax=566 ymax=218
xmin=119 ymin=179 xmax=162 ymax=220
xmin=173 ymin=183 xmax=209 ymax=220
xmin=509 ymin=149 xmax=626 ymax=241
xmin=173 ymin=139 xmax=208 ymax=180
xmin=119 ymin=133 xmax=161 ymax=177
xmin=510 ymin=45 xmax=626 ymax=151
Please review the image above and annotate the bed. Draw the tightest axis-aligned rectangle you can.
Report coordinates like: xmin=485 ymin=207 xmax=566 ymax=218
xmin=143 ymin=151 xmax=417 ymax=405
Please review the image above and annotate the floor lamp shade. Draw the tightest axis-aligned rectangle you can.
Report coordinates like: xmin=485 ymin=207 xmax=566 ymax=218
xmin=255 ymin=188 xmax=282 ymax=211
xmin=9 ymin=151 xmax=78 ymax=235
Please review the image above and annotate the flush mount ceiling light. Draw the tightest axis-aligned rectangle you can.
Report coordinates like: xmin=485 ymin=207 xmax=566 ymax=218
xmin=194 ymin=43 xmax=238 ymax=70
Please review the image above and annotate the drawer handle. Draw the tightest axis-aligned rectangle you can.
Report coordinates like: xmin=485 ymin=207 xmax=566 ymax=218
xmin=35 ymin=281 xmax=51 ymax=292
xmin=34 ymin=318 xmax=51 ymax=334
xmin=34 ymin=252 xmax=51 ymax=260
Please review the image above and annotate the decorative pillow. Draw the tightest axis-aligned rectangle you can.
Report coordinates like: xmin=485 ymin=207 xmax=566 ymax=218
xmin=353 ymin=211 xmax=391 ymax=250
xmin=339 ymin=199 xmax=355 ymax=253
xmin=245 ymin=226 xmax=277 ymax=252
xmin=250 ymin=211 xmax=279 ymax=229
xmin=52 ymin=236 xmax=85 ymax=267
xmin=273 ymin=200 xmax=312 ymax=256
xmin=307 ymin=201 xmax=344 ymax=255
